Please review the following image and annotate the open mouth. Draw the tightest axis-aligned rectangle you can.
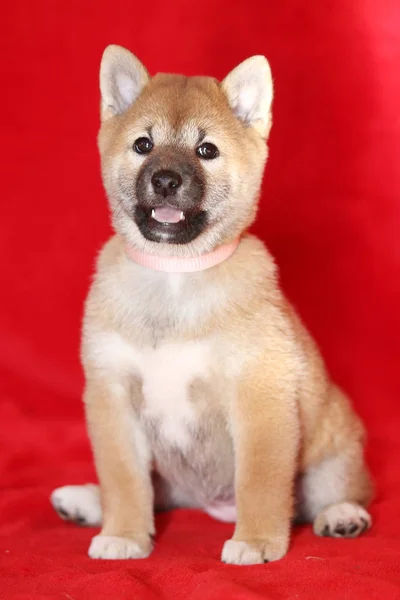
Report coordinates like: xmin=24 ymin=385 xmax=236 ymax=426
xmin=151 ymin=206 xmax=185 ymax=224
xmin=134 ymin=204 xmax=208 ymax=244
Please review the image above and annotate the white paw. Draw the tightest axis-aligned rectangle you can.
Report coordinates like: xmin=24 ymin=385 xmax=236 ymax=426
xmin=314 ymin=502 xmax=371 ymax=538
xmin=51 ymin=484 xmax=102 ymax=526
xmin=221 ymin=537 xmax=288 ymax=565
xmin=88 ymin=535 xmax=151 ymax=560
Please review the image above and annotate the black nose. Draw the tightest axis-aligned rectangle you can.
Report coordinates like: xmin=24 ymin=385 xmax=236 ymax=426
xmin=151 ymin=169 xmax=183 ymax=197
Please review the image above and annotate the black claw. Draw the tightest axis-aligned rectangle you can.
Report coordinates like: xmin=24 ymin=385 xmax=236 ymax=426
xmin=321 ymin=525 xmax=330 ymax=537
xmin=57 ymin=507 xmax=69 ymax=519
xmin=76 ymin=516 xmax=87 ymax=526
xmin=348 ymin=523 xmax=359 ymax=535
xmin=263 ymin=559 xmax=269 ymax=563
xmin=334 ymin=524 xmax=347 ymax=536
xmin=360 ymin=517 xmax=369 ymax=532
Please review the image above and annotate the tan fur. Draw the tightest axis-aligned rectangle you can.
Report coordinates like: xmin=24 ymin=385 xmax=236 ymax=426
xmin=52 ymin=46 xmax=372 ymax=564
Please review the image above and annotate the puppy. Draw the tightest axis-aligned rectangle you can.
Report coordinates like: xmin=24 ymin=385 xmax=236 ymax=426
xmin=51 ymin=45 xmax=373 ymax=565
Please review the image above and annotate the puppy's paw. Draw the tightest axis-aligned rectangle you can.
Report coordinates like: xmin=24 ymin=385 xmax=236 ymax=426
xmin=221 ymin=537 xmax=288 ymax=565
xmin=51 ymin=484 xmax=102 ymax=526
xmin=88 ymin=535 xmax=152 ymax=560
xmin=314 ymin=502 xmax=372 ymax=538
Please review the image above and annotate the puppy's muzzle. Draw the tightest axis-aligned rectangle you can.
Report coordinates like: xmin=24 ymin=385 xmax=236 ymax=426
xmin=133 ymin=152 xmax=208 ymax=244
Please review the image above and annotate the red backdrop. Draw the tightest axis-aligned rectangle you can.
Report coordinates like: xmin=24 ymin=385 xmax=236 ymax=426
xmin=1 ymin=1 xmax=400 ymax=598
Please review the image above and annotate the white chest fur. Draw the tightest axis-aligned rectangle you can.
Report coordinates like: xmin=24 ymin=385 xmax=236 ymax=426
xmin=141 ymin=340 xmax=211 ymax=448
xmin=88 ymin=333 xmax=211 ymax=449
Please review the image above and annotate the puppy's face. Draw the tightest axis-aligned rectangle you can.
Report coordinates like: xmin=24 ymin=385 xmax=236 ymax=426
xmin=98 ymin=46 xmax=273 ymax=256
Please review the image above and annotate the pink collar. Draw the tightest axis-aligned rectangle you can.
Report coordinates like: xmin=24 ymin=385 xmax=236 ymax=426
xmin=125 ymin=238 xmax=240 ymax=273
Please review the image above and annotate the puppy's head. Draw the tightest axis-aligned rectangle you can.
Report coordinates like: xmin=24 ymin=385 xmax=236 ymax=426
xmin=98 ymin=45 xmax=273 ymax=256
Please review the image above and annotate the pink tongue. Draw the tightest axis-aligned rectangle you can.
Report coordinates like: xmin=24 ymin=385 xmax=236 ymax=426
xmin=152 ymin=207 xmax=183 ymax=224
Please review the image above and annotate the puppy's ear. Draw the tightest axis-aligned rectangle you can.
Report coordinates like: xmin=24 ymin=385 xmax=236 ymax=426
xmin=222 ymin=56 xmax=273 ymax=138
xmin=100 ymin=45 xmax=149 ymax=121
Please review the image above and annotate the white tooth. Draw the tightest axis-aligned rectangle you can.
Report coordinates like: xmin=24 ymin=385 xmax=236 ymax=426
xmin=180 ymin=211 xmax=185 ymax=221
xmin=151 ymin=209 xmax=155 ymax=219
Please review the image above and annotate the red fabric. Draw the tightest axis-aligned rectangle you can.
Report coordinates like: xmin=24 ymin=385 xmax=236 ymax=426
xmin=1 ymin=1 xmax=400 ymax=598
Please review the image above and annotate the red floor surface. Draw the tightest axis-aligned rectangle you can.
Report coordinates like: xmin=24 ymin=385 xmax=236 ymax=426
xmin=2 ymin=1 xmax=400 ymax=598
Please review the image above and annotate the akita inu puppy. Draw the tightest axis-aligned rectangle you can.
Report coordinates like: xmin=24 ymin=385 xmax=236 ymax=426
xmin=51 ymin=45 xmax=373 ymax=564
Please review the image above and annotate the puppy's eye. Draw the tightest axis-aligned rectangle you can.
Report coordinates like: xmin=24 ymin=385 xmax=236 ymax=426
xmin=196 ymin=142 xmax=219 ymax=160
xmin=133 ymin=137 xmax=153 ymax=155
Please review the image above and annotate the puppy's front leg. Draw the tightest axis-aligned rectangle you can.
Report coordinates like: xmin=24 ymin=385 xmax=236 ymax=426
xmin=222 ymin=358 xmax=300 ymax=565
xmin=84 ymin=380 xmax=154 ymax=560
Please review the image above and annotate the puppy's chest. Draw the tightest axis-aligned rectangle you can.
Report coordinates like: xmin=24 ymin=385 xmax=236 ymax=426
xmin=137 ymin=340 xmax=213 ymax=448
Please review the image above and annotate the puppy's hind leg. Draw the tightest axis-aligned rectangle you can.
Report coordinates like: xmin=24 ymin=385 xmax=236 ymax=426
xmin=50 ymin=474 xmax=184 ymax=526
xmin=51 ymin=484 xmax=102 ymax=527
xmin=297 ymin=444 xmax=373 ymax=538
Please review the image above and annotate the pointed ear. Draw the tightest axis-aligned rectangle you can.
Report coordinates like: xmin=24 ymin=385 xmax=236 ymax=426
xmin=100 ymin=45 xmax=150 ymax=121
xmin=222 ymin=56 xmax=273 ymax=138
